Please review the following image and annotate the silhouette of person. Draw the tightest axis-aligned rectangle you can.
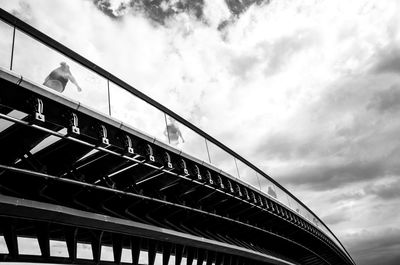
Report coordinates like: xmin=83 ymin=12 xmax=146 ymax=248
xmin=164 ymin=117 xmax=184 ymax=145
xmin=43 ymin=62 xmax=82 ymax=93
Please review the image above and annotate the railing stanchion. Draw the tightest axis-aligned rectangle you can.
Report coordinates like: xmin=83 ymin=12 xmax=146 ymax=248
xmin=256 ymin=172 xmax=261 ymax=191
xmin=205 ymin=139 xmax=211 ymax=164
xmin=164 ymin=113 xmax=170 ymax=144
xmin=10 ymin=26 xmax=16 ymax=71
xmin=107 ymin=80 xmax=111 ymax=116
xmin=234 ymin=158 xmax=240 ymax=179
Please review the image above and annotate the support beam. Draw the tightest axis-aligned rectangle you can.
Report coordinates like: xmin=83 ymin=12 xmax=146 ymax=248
xmin=112 ymin=233 xmax=123 ymax=264
xmin=197 ymin=249 xmax=205 ymax=265
xmin=36 ymin=223 xmax=50 ymax=258
xmin=131 ymin=237 xmax=141 ymax=265
xmin=175 ymin=245 xmax=184 ymax=265
xmin=148 ymin=240 xmax=157 ymax=265
xmin=3 ymin=222 xmax=18 ymax=257
xmin=162 ymin=243 xmax=172 ymax=265
xmin=186 ymin=247 xmax=195 ymax=265
xmin=64 ymin=227 xmax=77 ymax=261
xmin=90 ymin=230 xmax=103 ymax=263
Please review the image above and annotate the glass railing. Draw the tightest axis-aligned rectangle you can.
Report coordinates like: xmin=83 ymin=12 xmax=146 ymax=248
xmin=0 ymin=11 xmax=352 ymax=263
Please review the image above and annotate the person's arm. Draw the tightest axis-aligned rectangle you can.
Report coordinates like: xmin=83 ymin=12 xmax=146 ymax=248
xmin=66 ymin=70 xmax=82 ymax=92
xmin=178 ymin=129 xmax=184 ymax=143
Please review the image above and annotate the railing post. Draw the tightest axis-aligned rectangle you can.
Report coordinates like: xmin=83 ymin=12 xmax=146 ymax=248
xmin=10 ymin=26 xmax=16 ymax=70
xmin=234 ymin=158 xmax=240 ymax=179
xmin=205 ymin=139 xmax=211 ymax=163
xmin=164 ymin=113 xmax=170 ymax=144
xmin=107 ymin=79 xmax=112 ymax=116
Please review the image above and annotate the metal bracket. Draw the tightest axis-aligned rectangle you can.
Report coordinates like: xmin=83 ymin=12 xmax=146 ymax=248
xmin=125 ymin=135 xmax=134 ymax=154
xmin=194 ymin=165 xmax=202 ymax=180
xmin=146 ymin=144 xmax=155 ymax=162
xmin=179 ymin=159 xmax=188 ymax=175
xmin=70 ymin=113 xmax=80 ymax=134
xmin=100 ymin=125 xmax=109 ymax=145
xmin=217 ymin=175 xmax=224 ymax=189
xmin=206 ymin=171 xmax=214 ymax=185
xmin=164 ymin=152 xmax=172 ymax=169
xmin=35 ymin=98 xmax=45 ymax=122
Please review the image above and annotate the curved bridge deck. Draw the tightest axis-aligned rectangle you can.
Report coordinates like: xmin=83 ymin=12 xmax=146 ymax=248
xmin=0 ymin=68 xmax=349 ymax=265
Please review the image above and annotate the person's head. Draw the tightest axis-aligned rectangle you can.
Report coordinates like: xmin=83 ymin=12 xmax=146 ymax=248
xmin=168 ymin=117 xmax=177 ymax=125
xmin=60 ymin=62 xmax=70 ymax=71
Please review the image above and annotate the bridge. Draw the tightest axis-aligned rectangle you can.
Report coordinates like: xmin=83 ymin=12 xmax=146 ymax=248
xmin=0 ymin=8 xmax=355 ymax=265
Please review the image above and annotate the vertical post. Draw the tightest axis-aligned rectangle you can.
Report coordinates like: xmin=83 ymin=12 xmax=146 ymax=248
xmin=148 ymin=240 xmax=156 ymax=265
xmin=234 ymin=158 xmax=240 ymax=179
xmin=10 ymin=26 xmax=16 ymax=71
xmin=255 ymin=172 xmax=261 ymax=190
xmin=204 ymin=139 xmax=211 ymax=164
xmin=36 ymin=223 xmax=50 ymax=258
xmin=131 ymin=237 xmax=141 ymax=265
xmin=107 ymin=80 xmax=112 ymax=116
xmin=164 ymin=113 xmax=170 ymax=144
xmin=112 ymin=233 xmax=123 ymax=264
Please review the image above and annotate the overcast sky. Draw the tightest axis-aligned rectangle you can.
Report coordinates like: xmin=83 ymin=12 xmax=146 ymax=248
xmin=1 ymin=0 xmax=400 ymax=264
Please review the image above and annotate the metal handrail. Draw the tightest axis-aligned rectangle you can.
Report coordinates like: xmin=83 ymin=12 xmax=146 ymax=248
xmin=0 ymin=7 xmax=354 ymax=264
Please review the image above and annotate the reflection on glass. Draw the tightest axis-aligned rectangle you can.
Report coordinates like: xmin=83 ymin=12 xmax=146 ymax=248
xmin=274 ymin=185 xmax=289 ymax=207
xmin=166 ymin=115 xmax=209 ymax=162
xmin=289 ymin=197 xmax=301 ymax=215
xmin=0 ymin=19 xmax=13 ymax=69
xmin=109 ymin=82 xmax=166 ymax=142
xmin=236 ymin=160 xmax=261 ymax=189
xmin=258 ymin=175 xmax=277 ymax=199
xmin=43 ymin=62 xmax=82 ymax=93
xmin=164 ymin=115 xmax=185 ymax=145
xmin=207 ymin=140 xmax=238 ymax=178
xmin=12 ymin=30 xmax=109 ymax=114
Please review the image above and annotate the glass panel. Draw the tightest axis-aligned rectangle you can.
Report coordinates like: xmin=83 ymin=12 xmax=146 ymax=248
xmin=207 ymin=140 xmax=238 ymax=178
xmin=139 ymin=250 xmax=148 ymax=264
xmin=76 ymin=243 xmax=93 ymax=259
xmin=50 ymin=240 xmax=68 ymax=257
xmin=0 ymin=236 xmax=8 ymax=254
xmin=236 ymin=160 xmax=261 ymax=189
xmin=165 ymin=115 xmax=209 ymax=161
xmin=274 ymin=185 xmax=289 ymax=207
xmin=17 ymin=237 xmax=41 ymax=255
xmin=0 ymin=19 xmax=13 ymax=69
xmin=121 ymin=248 xmax=132 ymax=263
xmin=287 ymin=196 xmax=299 ymax=213
xmin=109 ymin=82 xmax=166 ymax=142
xmin=259 ymin=175 xmax=277 ymax=199
xmin=12 ymin=30 xmax=109 ymax=114
xmin=100 ymin=246 xmax=114 ymax=261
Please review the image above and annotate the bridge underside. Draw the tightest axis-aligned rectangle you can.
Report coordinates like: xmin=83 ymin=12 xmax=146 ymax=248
xmin=0 ymin=69 xmax=351 ymax=265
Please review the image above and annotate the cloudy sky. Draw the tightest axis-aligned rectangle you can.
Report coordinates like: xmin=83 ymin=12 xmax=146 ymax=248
xmin=1 ymin=0 xmax=400 ymax=264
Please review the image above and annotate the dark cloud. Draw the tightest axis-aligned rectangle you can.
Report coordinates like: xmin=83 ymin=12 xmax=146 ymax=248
xmin=7 ymin=2 xmax=34 ymax=23
xmin=328 ymin=190 xmax=364 ymax=203
xmin=229 ymin=54 xmax=260 ymax=79
xmin=322 ymin=211 xmax=349 ymax=226
xmin=92 ymin=0 xmax=205 ymax=23
xmin=258 ymin=30 xmax=319 ymax=75
xmin=345 ymin=228 xmax=400 ymax=265
xmin=225 ymin=0 xmax=270 ymax=16
xmin=364 ymin=178 xmax=400 ymax=200
xmin=279 ymin=160 xmax=385 ymax=191
xmin=254 ymin=133 xmax=317 ymax=160
xmin=372 ymin=48 xmax=400 ymax=75
xmin=92 ymin=0 xmax=272 ymax=25
xmin=367 ymin=84 xmax=400 ymax=114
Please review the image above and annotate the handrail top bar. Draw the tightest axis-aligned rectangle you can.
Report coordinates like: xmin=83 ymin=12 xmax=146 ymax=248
xmin=0 ymin=8 xmax=354 ymax=263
